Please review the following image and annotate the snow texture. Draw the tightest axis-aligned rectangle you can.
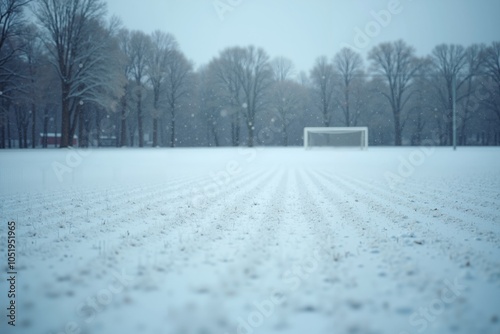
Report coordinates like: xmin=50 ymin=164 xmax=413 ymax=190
xmin=0 ymin=147 xmax=499 ymax=334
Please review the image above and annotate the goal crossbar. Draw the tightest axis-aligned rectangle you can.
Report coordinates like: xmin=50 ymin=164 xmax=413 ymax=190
xmin=304 ymin=127 xmax=368 ymax=149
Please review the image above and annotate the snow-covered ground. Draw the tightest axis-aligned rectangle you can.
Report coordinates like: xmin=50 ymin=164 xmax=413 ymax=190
xmin=0 ymin=147 xmax=499 ymax=334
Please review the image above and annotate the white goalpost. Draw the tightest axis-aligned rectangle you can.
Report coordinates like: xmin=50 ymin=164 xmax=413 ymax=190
xmin=304 ymin=127 xmax=368 ymax=150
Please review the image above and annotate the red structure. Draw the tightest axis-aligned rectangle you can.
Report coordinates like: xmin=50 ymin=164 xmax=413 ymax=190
xmin=40 ymin=133 xmax=78 ymax=147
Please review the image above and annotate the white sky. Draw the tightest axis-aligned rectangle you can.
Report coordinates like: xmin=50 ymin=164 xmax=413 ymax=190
xmin=105 ymin=0 xmax=500 ymax=73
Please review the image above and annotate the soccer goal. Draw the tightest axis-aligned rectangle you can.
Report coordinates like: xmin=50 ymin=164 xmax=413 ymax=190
xmin=304 ymin=127 xmax=368 ymax=150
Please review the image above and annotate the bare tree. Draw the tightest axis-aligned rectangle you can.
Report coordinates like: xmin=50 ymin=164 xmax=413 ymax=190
xmin=35 ymin=0 xmax=124 ymax=147
xmin=431 ymin=44 xmax=469 ymax=145
xmin=76 ymin=20 xmax=125 ymax=148
xmin=209 ymin=48 xmax=244 ymax=146
xmin=164 ymin=49 xmax=192 ymax=147
xmin=405 ymin=59 xmax=434 ymax=145
xmin=458 ymin=44 xmax=484 ymax=144
xmin=0 ymin=0 xmax=30 ymax=71
xmin=237 ymin=46 xmax=273 ymax=147
xmin=311 ymin=56 xmax=335 ymax=127
xmin=210 ymin=46 xmax=272 ymax=147
xmin=481 ymin=42 xmax=500 ymax=124
xmin=269 ymin=56 xmax=301 ymax=145
xmin=333 ymin=48 xmax=364 ymax=127
xmin=270 ymin=79 xmax=303 ymax=145
xmin=116 ymin=28 xmax=132 ymax=147
xmin=198 ymin=65 xmax=223 ymax=146
xmin=147 ymin=30 xmax=177 ymax=147
xmin=271 ymin=56 xmax=295 ymax=82
xmin=369 ymin=40 xmax=422 ymax=145
xmin=0 ymin=0 xmax=31 ymax=148
xmin=128 ymin=30 xmax=151 ymax=147
xmin=19 ymin=24 xmax=44 ymax=148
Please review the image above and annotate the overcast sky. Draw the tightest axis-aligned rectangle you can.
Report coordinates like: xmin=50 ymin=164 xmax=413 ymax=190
xmin=105 ymin=0 xmax=500 ymax=73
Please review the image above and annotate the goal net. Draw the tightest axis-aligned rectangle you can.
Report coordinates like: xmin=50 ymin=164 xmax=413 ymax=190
xmin=304 ymin=127 xmax=368 ymax=150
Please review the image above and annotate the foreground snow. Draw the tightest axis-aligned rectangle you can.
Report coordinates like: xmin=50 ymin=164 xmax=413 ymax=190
xmin=0 ymin=147 xmax=499 ymax=334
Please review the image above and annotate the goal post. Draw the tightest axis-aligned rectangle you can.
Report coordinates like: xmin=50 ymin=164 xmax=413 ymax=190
xmin=304 ymin=127 xmax=368 ymax=150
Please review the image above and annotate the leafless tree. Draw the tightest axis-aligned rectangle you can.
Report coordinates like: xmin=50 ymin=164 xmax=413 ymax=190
xmin=458 ymin=44 xmax=484 ymax=144
xmin=431 ymin=44 xmax=468 ymax=145
xmin=311 ymin=56 xmax=335 ymax=127
xmin=198 ymin=65 xmax=223 ymax=146
xmin=0 ymin=0 xmax=31 ymax=148
xmin=20 ymin=24 xmax=44 ymax=148
xmin=269 ymin=79 xmax=303 ymax=146
xmin=406 ymin=59 xmax=434 ymax=145
xmin=481 ymin=42 xmax=500 ymax=124
xmin=271 ymin=56 xmax=295 ymax=82
xmin=0 ymin=0 xmax=30 ymax=72
xmin=76 ymin=20 xmax=125 ymax=148
xmin=208 ymin=48 xmax=244 ymax=146
xmin=164 ymin=49 xmax=192 ymax=147
xmin=147 ymin=30 xmax=177 ymax=147
xmin=369 ymin=40 xmax=422 ymax=145
xmin=237 ymin=46 xmax=273 ymax=146
xmin=128 ymin=30 xmax=151 ymax=147
xmin=268 ymin=56 xmax=301 ymax=145
xmin=35 ymin=0 xmax=124 ymax=147
xmin=116 ymin=28 xmax=132 ymax=147
xmin=208 ymin=46 xmax=272 ymax=147
xmin=333 ymin=48 xmax=364 ymax=127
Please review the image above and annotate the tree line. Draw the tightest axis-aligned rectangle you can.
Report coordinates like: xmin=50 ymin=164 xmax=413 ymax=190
xmin=1 ymin=0 xmax=499 ymax=149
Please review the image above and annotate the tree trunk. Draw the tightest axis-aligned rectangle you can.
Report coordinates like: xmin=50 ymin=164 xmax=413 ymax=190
xmin=7 ymin=109 xmax=11 ymax=148
xmin=170 ymin=106 xmax=176 ymax=147
xmin=129 ymin=131 xmax=135 ymax=147
xmin=414 ymin=112 xmax=423 ymax=146
xmin=0 ymin=119 xmax=4 ymax=149
xmin=78 ymin=106 xmax=90 ymax=147
xmin=247 ymin=113 xmax=255 ymax=147
xmin=60 ymin=81 xmax=71 ymax=148
xmin=152 ymin=116 xmax=158 ymax=147
xmin=31 ymin=104 xmax=36 ymax=148
xmin=96 ymin=108 xmax=101 ymax=147
xmin=394 ymin=110 xmax=402 ymax=146
xmin=120 ymin=95 xmax=127 ymax=146
xmin=323 ymin=105 xmax=330 ymax=127
xmin=160 ymin=116 xmax=167 ymax=147
xmin=137 ymin=89 xmax=144 ymax=147
xmin=16 ymin=114 xmax=22 ymax=148
xmin=247 ymin=124 xmax=254 ymax=147
xmin=282 ymin=122 xmax=288 ymax=146
xmin=69 ymin=101 xmax=81 ymax=146
xmin=231 ymin=111 xmax=240 ymax=146
xmin=211 ymin=123 xmax=219 ymax=147
xmin=152 ymin=88 xmax=160 ymax=147
xmin=344 ymin=87 xmax=351 ymax=126
xmin=114 ymin=112 xmax=120 ymax=147
xmin=22 ymin=125 xmax=28 ymax=148
xmin=0 ymin=103 xmax=5 ymax=149
xmin=42 ymin=108 xmax=48 ymax=148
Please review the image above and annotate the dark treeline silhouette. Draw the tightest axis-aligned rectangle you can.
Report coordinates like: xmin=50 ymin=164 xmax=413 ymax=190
xmin=1 ymin=0 xmax=499 ymax=149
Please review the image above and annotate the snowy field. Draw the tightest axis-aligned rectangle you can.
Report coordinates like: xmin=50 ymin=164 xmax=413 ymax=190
xmin=1 ymin=147 xmax=500 ymax=334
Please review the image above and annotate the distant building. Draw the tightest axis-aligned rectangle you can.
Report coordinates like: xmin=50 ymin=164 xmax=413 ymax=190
xmin=40 ymin=133 xmax=78 ymax=147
